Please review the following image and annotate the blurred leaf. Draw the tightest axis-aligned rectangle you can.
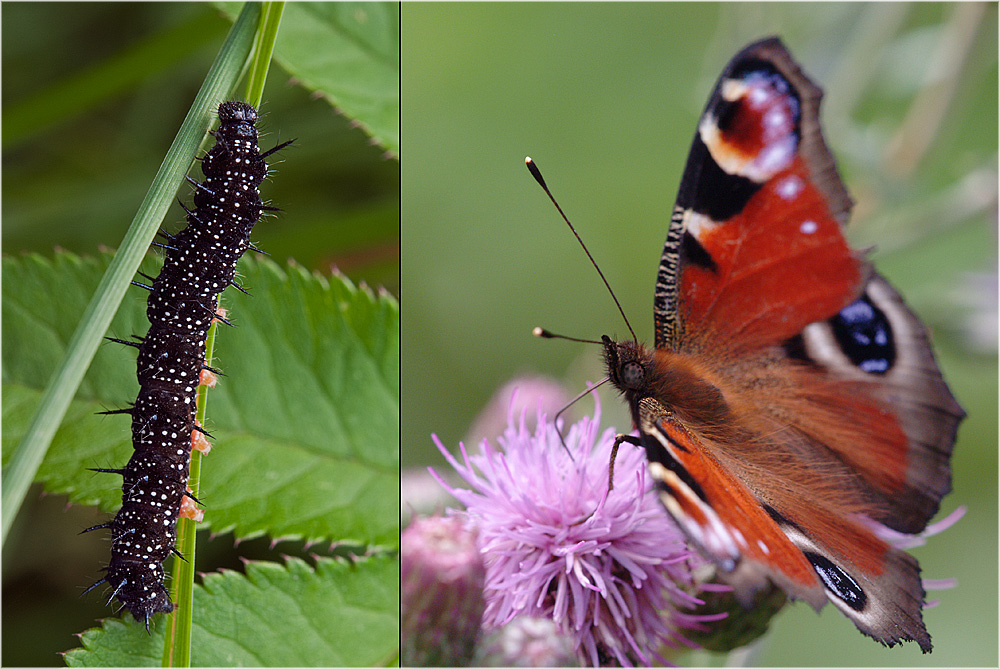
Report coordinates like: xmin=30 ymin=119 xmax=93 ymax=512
xmin=220 ymin=1 xmax=400 ymax=156
xmin=2 ymin=13 xmax=221 ymax=147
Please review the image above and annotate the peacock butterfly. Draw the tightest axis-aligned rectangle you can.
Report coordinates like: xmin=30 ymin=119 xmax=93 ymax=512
xmin=532 ymin=38 xmax=963 ymax=652
xmin=82 ymin=101 xmax=292 ymax=630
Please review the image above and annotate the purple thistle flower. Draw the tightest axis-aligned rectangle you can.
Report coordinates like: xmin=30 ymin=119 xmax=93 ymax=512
xmin=431 ymin=397 xmax=722 ymax=666
xmin=401 ymin=515 xmax=486 ymax=666
xmin=863 ymin=505 xmax=966 ymax=608
xmin=474 ymin=616 xmax=581 ymax=667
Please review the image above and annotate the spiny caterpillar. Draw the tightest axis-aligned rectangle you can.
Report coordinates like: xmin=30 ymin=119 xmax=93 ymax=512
xmin=84 ymin=101 xmax=291 ymax=629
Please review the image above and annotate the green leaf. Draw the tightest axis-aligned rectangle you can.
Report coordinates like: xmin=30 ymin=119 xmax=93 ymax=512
xmin=2 ymin=252 xmax=399 ymax=548
xmin=220 ymin=1 xmax=400 ymax=156
xmin=64 ymin=555 xmax=399 ymax=667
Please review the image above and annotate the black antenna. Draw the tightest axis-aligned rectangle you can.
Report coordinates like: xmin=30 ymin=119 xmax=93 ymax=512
xmin=532 ymin=326 xmax=601 ymax=345
xmin=525 ymin=157 xmax=637 ymax=344
xmin=554 ymin=376 xmax=612 ymax=429
xmin=543 ymin=375 xmax=614 ymax=463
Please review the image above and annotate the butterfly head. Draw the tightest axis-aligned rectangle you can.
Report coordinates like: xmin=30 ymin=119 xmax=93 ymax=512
xmin=602 ymin=336 xmax=654 ymax=397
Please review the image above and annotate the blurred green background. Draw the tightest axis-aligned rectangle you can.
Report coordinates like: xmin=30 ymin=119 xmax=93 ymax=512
xmin=3 ymin=3 xmax=399 ymax=295
xmin=402 ymin=3 xmax=996 ymax=666
xmin=2 ymin=3 xmax=398 ymax=665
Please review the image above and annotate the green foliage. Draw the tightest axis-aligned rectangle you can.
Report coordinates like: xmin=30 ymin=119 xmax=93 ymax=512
xmin=3 ymin=252 xmax=399 ymax=663
xmin=3 ymin=3 xmax=400 ymax=294
xmin=223 ymin=2 xmax=401 ymax=156
xmin=3 ymin=3 xmax=400 ymax=665
xmin=64 ymin=556 xmax=399 ymax=666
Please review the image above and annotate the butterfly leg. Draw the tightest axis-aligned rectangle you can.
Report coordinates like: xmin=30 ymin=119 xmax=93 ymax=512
xmin=608 ymin=434 xmax=642 ymax=492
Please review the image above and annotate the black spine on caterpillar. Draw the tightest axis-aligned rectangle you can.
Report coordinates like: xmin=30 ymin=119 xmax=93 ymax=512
xmin=84 ymin=101 xmax=291 ymax=630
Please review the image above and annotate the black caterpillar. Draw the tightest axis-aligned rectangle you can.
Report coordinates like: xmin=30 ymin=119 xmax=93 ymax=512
xmin=83 ymin=101 xmax=291 ymax=629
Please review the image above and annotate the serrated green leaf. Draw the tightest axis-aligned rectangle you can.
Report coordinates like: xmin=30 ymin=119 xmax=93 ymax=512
xmin=64 ymin=555 xmax=399 ymax=667
xmin=220 ymin=1 xmax=400 ymax=156
xmin=2 ymin=252 xmax=399 ymax=548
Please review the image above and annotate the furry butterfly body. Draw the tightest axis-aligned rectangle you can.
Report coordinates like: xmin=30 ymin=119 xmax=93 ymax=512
xmin=602 ymin=38 xmax=963 ymax=651
xmin=84 ymin=101 xmax=291 ymax=629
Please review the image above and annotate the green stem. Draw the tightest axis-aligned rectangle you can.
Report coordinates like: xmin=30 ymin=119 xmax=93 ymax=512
xmin=246 ymin=2 xmax=286 ymax=108
xmin=160 ymin=6 xmax=273 ymax=667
